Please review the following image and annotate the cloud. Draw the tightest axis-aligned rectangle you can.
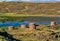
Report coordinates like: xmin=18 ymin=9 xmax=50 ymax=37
xmin=0 ymin=0 xmax=60 ymax=2
xmin=20 ymin=0 xmax=60 ymax=2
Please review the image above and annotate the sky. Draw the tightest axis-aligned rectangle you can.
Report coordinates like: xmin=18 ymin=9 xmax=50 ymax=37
xmin=0 ymin=0 xmax=60 ymax=2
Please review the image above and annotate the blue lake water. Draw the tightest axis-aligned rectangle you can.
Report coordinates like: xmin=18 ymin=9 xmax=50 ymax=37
xmin=0 ymin=21 xmax=60 ymax=27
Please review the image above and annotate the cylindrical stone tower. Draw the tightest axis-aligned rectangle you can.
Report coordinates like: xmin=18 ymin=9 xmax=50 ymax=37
xmin=21 ymin=25 xmax=26 ymax=29
xmin=50 ymin=21 xmax=56 ymax=26
xmin=29 ymin=22 xmax=36 ymax=30
xmin=8 ymin=26 xmax=14 ymax=30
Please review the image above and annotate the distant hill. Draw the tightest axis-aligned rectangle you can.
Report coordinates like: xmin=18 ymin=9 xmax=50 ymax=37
xmin=0 ymin=2 xmax=60 ymax=15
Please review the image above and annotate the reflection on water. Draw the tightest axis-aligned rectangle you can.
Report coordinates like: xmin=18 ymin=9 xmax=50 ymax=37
xmin=0 ymin=16 xmax=60 ymax=27
xmin=0 ymin=21 xmax=60 ymax=27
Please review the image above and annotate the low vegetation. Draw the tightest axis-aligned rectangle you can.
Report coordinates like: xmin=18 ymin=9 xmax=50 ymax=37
xmin=0 ymin=25 xmax=60 ymax=41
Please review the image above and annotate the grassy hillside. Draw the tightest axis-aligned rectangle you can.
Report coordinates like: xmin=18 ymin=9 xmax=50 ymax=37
xmin=0 ymin=25 xmax=60 ymax=41
xmin=0 ymin=2 xmax=60 ymax=15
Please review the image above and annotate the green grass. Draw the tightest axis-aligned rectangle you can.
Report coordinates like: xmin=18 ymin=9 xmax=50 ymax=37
xmin=0 ymin=13 xmax=60 ymax=17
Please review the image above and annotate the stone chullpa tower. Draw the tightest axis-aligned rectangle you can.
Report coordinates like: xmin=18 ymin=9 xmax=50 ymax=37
xmin=21 ymin=25 xmax=26 ymax=29
xmin=8 ymin=26 xmax=14 ymax=30
xmin=29 ymin=22 xmax=36 ymax=30
xmin=50 ymin=21 xmax=56 ymax=26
